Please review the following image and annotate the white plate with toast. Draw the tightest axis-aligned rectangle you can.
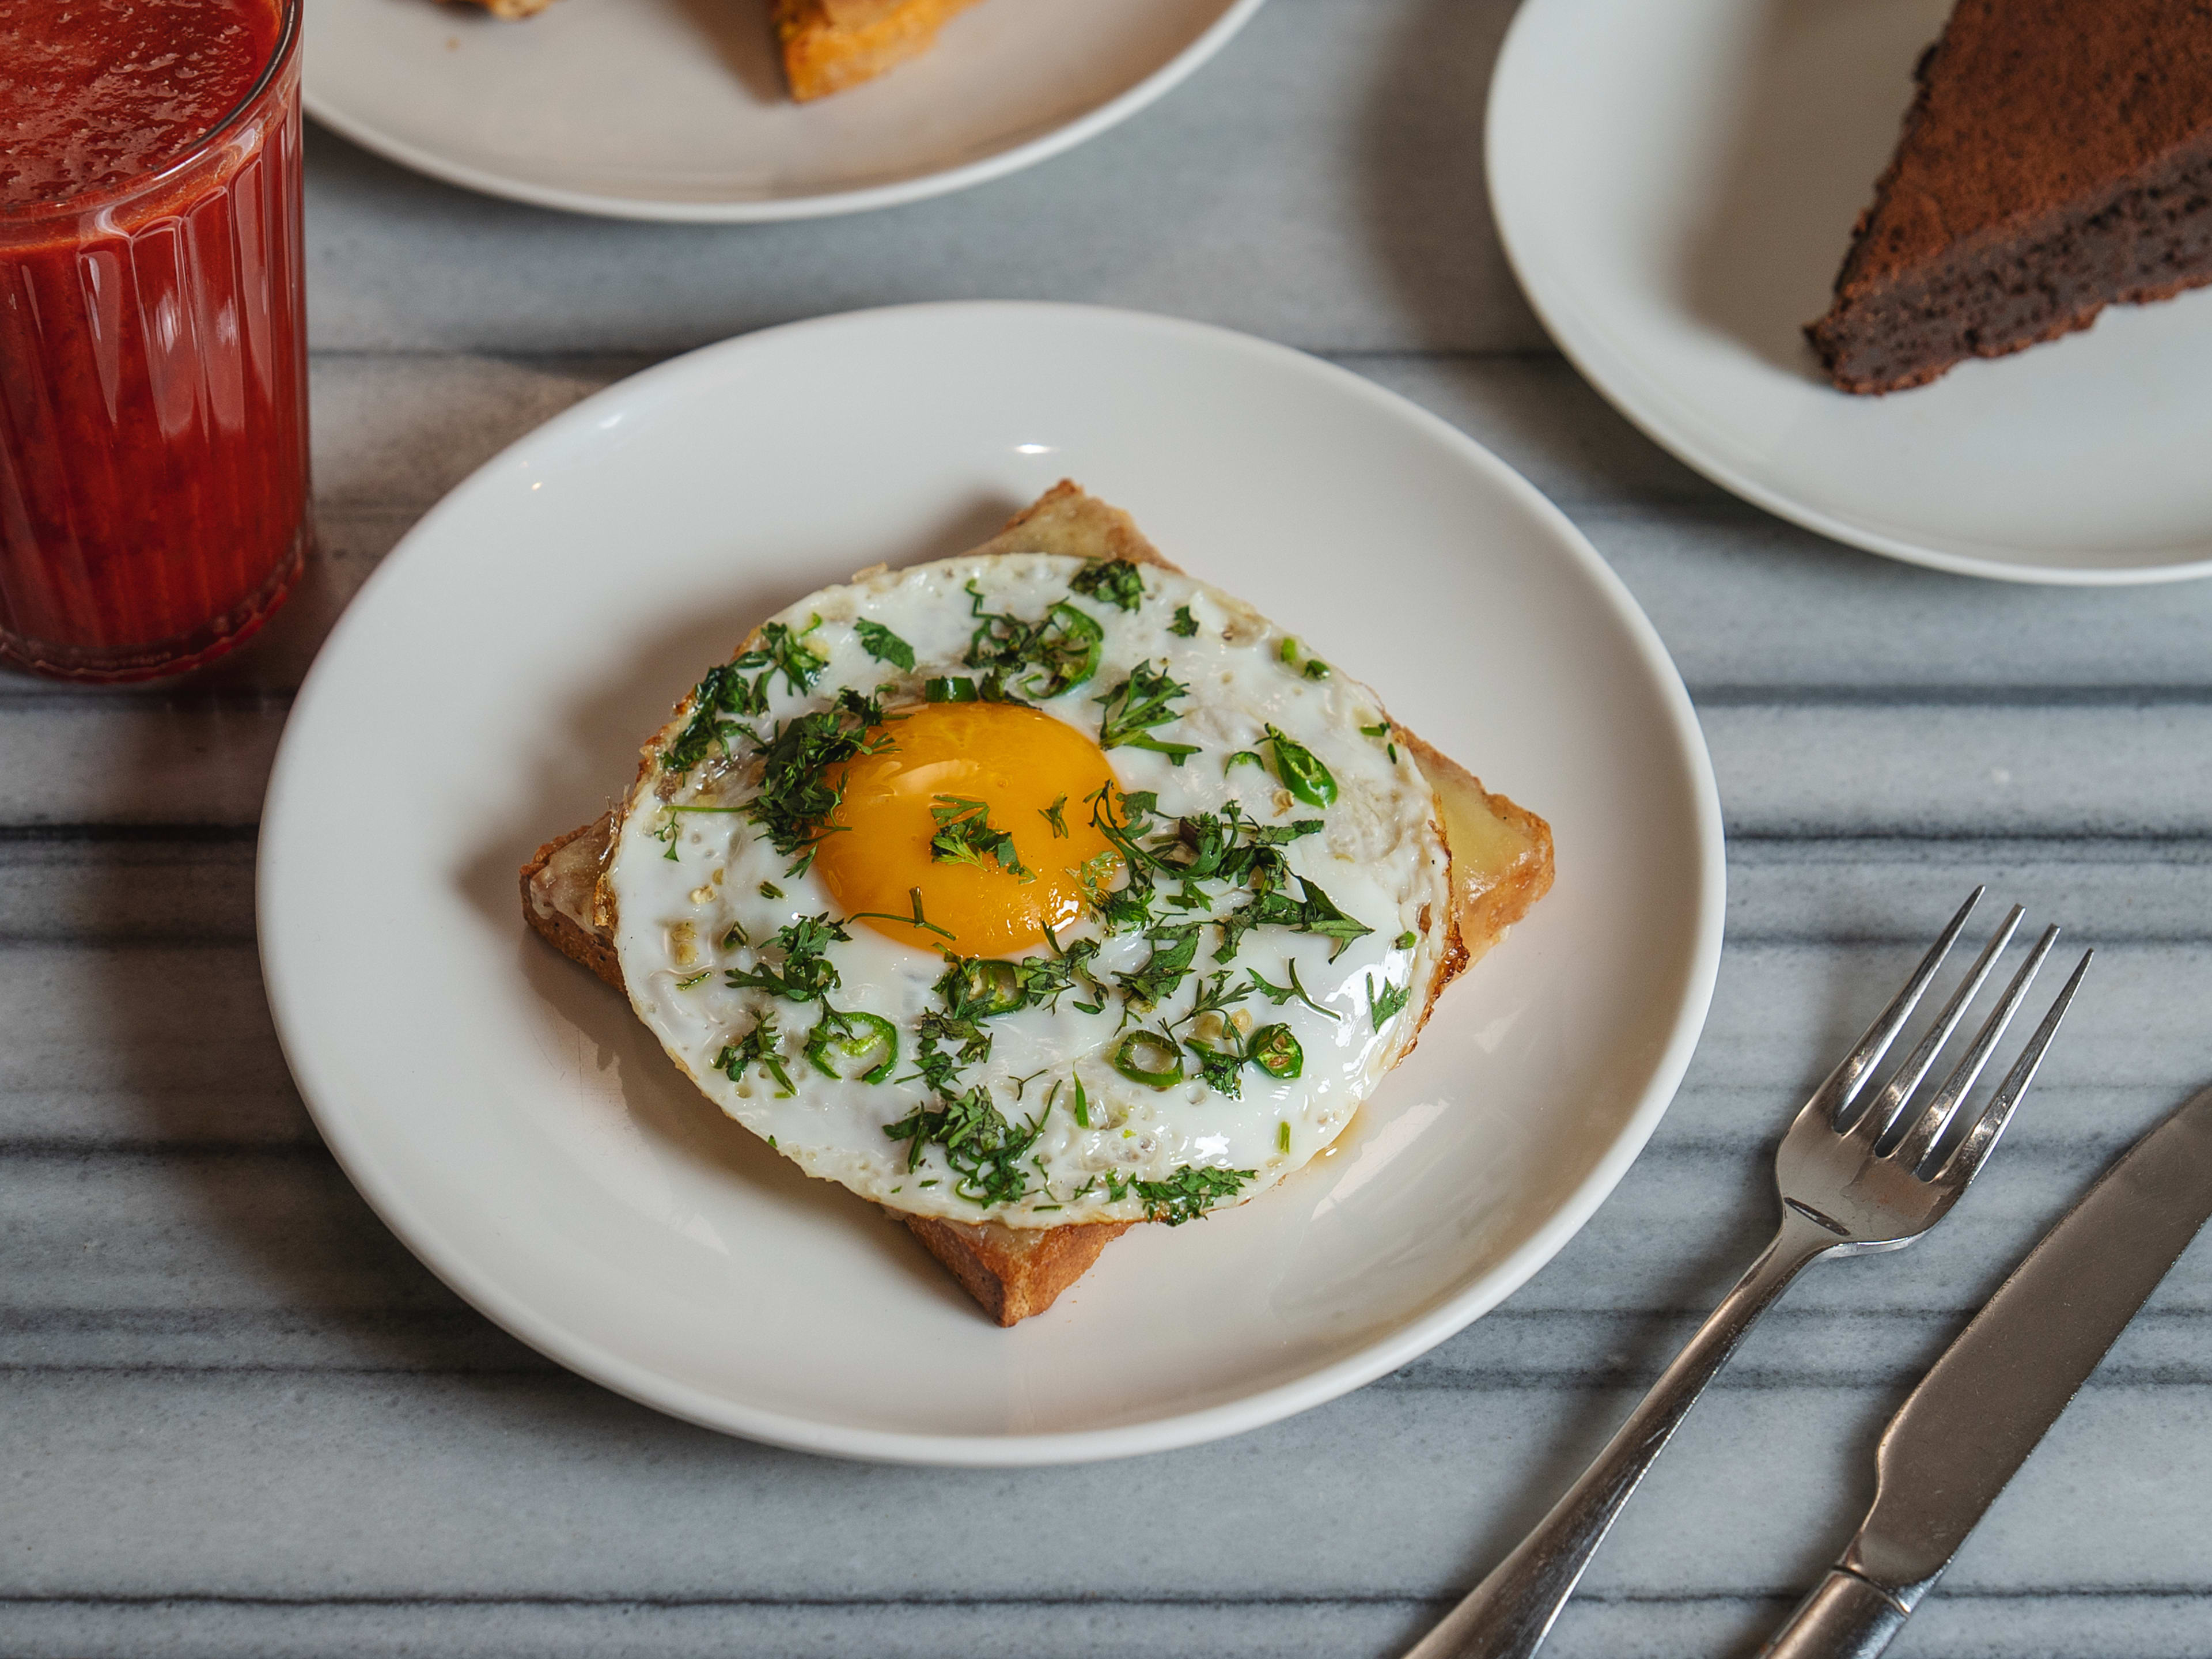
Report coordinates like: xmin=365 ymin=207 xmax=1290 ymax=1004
xmin=260 ymin=302 xmax=1724 ymax=1464
xmin=303 ymin=0 xmax=1264 ymax=221
xmin=1488 ymin=0 xmax=2212 ymax=585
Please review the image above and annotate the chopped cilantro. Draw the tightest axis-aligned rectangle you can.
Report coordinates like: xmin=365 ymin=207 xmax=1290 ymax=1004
xmin=1096 ymin=662 xmax=1200 ymax=763
xmin=723 ymin=914 xmax=849 ymax=1003
xmin=1395 ymin=930 xmax=1417 ymax=950
xmin=1068 ymin=558 xmax=1147 ymax=612
xmin=928 ymin=796 xmax=1033 ymax=883
xmin=715 ymin=1018 xmax=794 ymax=1096
xmin=1126 ymin=1164 xmax=1255 ymax=1225
xmin=963 ymin=582 xmax=1105 ymax=699
xmin=737 ymin=687 xmax=895 ymax=861
xmin=846 ymin=885 xmax=957 ymax=943
xmin=1246 ymin=960 xmax=1339 ymax=1021
xmin=854 ymin=618 xmax=915 ymax=671
xmin=1169 ymin=604 xmax=1199 ymax=638
xmin=758 ymin=881 xmax=783 ymax=899
xmin=1040 ymin=795 xmax=1069 ymax=838
xmin=1368 ymin=972 xmax=1412 ymax=1029
xmin=883 ymin=1087 xmax=1042 ymax=1209
xmin=674 ymin=969 xmax=710 ymax=990
xmin=1116 ymin=923 xmax=1203 ymax=1010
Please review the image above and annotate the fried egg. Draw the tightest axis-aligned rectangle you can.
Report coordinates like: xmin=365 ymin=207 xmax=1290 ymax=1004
xmin=605 ymin=551 xmax=1450 ymax=1228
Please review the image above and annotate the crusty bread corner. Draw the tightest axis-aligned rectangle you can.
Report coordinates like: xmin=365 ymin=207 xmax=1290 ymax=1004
xmin=520 ymin=482 xmax=1552 ymax=1323
xmin=1399 ymin=730 xmax=1555 ymax=1041
xmin=521 ymin=816 xmax=621 ymax=989
xmin=774 ymin=0 xmax=985 ymax=101
xmin=900 ymin=1212 xmax=1132 ymax=1326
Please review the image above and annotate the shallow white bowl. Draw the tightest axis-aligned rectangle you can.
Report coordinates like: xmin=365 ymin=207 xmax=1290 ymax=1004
xmin=304 ymin=0 xmax=1263 ymax=221
xmin=1489 ymin=0 xmax=2212 ymax=585
xmin=259 ymin=302 xmax=1724 ymax=1464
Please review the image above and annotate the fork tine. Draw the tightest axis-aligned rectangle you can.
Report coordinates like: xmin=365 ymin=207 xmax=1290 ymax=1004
xmin=1892 ymin=924 xmax=2059 ymax=1171
xmin=1936 ymin=948 xmax=2094 ymax=1188
xmin=1849 ymin=903 xmax=2025 ymax=1143
xmin=1806 ymin=887 xmax=1983 ymax=1128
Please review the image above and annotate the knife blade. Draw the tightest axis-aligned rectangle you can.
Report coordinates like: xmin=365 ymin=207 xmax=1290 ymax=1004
xmin=1760 ymin=1082 xmax=2212 ymax=1659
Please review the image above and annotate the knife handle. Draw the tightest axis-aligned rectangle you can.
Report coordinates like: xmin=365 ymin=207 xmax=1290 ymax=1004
xmin=1758 ymin=1570 xmax=1911 ymax=1659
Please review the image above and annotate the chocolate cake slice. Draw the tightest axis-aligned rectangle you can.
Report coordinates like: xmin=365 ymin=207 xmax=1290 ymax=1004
xmin=1808 ymin=0 xmax=2212 ymax=395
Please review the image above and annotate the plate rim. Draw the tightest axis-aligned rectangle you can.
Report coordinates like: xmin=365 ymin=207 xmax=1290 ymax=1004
xmin=258 ymin=301 xmax=1728 ymax=1465
xmin=302 ymin=0 xmax=1268 ymax=223
xmin=1484 ymin=0 xmax=2212 ymax=589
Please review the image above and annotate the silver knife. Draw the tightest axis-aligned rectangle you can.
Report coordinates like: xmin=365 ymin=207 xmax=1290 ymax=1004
xmin=1759 ymin=1083 xmax=2212 ymax=1659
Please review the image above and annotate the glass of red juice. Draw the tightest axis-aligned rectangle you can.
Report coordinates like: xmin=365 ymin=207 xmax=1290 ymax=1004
xmin=0 ymin=0 xmax=309 ymax=681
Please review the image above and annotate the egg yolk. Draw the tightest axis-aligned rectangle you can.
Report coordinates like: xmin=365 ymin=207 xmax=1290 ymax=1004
xmin=815 ymin=701 xmax=1123 ymax=957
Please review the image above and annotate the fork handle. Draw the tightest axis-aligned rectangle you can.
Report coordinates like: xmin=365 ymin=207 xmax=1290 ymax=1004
xmin=1403 ymin=1207 xmax=1839 ymax=1659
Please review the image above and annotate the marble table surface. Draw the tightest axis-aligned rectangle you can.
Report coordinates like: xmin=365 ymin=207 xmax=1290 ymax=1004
xmin=7 ymin=1 xmax=2211 ymax=1654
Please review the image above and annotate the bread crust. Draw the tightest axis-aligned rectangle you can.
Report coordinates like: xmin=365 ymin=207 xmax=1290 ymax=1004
xmin=521 ymin=483 xmax=1552 ymax=1321
xmin=773 ymin=0 xmax=985 ymax=101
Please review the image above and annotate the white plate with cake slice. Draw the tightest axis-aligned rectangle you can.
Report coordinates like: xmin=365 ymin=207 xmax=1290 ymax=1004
xmin=1488 ymin=0 xmax=2212 ymax=585
xmin=258 ymin=302 xmax=1723 ymax=1464
xmin=302 ymin=0 xmax=1263 ymax=221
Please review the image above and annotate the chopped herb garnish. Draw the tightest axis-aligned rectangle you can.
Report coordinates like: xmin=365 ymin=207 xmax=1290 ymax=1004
xmin=854 ymin=618 xmax=915 ymax=671
xmin=803 ymin=1007 xmax=897 ymax=1083
xmin=928 ymin=795 xmax=1033 ymax=883
xmin=664 ymin=623 xmax=832 ymax=773
xmin=648 ymin=815 xmax=680 ymax=861
xmin=883 ymin=1087 xmax=1042 ymax=1209
xmin=759 ymin=881 xmax=783 ymax=899
xmin=1094 ymin=662 xmax=1200 ymax=763
xmin=1304 ymin=659 xmax=1331 ymax=680
xmin=1169 ymin=604 xmax=1199 ymax=638
xmin=847 ymin=886 xmax=957 ymax=944
xmin=1394 ymin=930 xmax=1417 ymax=950
xmin=1360 ymin=722 xmax=1391 ymax=739
xmin=1224 ymin=749 xmax=1265 ymax=774
xmin=934 ymin=940 xmax=1103 ymax=1022
xmin=1368 ymin=972 xmax=1412 ymax=1029
xmin=674 ymin=969 xmax=711 ymax=990
xmin=926 ymin=675 xmax=979 ymax=703
xmin=1263 ymin=724 xmax=1338 ymax=808
xmin=1111 ymin=1030 xmax=1185 ymax=1088
xmin=1116 ymin=923 xmax=1203 ymax=1010
xmin=736 ymin=687 xmax=895 ymax=862
xmin=1071 ymin=1075 xmax=1091 ymax=1128
xmin=1127 ymin=1164 xmax=1256 ymax=1226
xmin=963 ymin=581 xmax=1105 ymax=699
xmin=1218 ymin=872 xmax=1373 ymax=963
xmin=723 ymin=914 xmax=849 ymax=1003
xmin=1069 ymin=558 xmax=1146 ymax=612
xmin=721 ymin=921 xmax=749 ymax=950
xmin=1277 ymin=1121 xmax=1292 ymax=1153
xmin=715 ymin=1018 xmax=794 ymax=1096
xmin=1246 ymin=960 xmax=1339 ymax=1021
xmin=1040 ymin=795 xmax=1070 ymax=838
xmin=1280 ymin=638 xmax=1301 ymax=665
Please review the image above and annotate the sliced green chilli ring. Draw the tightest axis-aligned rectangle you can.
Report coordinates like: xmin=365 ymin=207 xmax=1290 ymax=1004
xmin=953 ymin=958 xmax=1027 ymax=1016
xmin=804 ymin=1012 xmax=898 ymax=1083
xmin=1264 ymin=724 xmax=1338 ymax=808
xmin=1248 ymin=1023 xmax=1304 ymax=1080
xmin=1111 ymin=1030 xmax=1185 ymax=1088
xmin=926 ymin=676 xmax=980 ymax=703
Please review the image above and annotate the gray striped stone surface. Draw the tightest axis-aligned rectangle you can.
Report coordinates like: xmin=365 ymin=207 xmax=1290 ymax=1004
xmin=5 ymin=0 xmax=2210 ymax=1653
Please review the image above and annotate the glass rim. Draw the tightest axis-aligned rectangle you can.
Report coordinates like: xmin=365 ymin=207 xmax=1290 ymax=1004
xmin=1 ymin=0 xmax=304 ymax=225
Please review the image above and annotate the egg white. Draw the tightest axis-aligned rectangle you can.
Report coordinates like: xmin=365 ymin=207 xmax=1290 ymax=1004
xmin=605 ymin=552 xmax=1451 ymax=1227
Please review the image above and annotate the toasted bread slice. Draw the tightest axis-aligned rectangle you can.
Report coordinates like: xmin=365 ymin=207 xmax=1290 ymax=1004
xmin=522 ymin=484 xmax=1553 ymax=1324
xmin=773 ymin=0 xmax=985 ymax=101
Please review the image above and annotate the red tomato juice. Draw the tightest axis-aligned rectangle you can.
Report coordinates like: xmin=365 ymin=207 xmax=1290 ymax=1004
xmin=0 ymin=0 xmax=308 ymax=680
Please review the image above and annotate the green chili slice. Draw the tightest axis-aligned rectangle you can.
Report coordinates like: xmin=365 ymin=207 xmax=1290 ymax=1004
xmin=1264 ymin=724 xmax=1338 ymax=808
xmin=1248 ymin=1023 xmax=1304 ymax=1080
xmin=803 ymin=1011 xmax=898 ymax=1084
xmin=925 ymin=676 xmax=980 ymax=703
xmin=1111 ymin=1030 xmax=1185 ymax=1088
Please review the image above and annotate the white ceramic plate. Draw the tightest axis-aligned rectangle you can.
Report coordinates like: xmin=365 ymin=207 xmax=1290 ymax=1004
xmin=259 ymin=303 xmax=1724 ymax=1464
xmin=303 ymin=0 xmax=1263 ymax=221
xmin=1488 ymin=0 xmax=2212 ymax=585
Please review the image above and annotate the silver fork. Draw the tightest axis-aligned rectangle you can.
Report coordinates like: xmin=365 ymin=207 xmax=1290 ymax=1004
xmin=1405 ymin=889 xmax=2094 ymax=1659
